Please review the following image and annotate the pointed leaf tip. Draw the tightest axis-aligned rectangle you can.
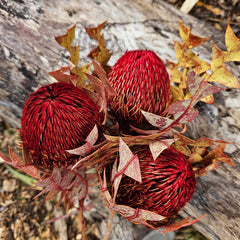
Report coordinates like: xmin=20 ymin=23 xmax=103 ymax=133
xmin=118 ymin=138 xmax=142 ymax=183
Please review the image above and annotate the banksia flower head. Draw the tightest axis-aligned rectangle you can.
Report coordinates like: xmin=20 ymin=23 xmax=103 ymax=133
xmin=21 ymin=82 xmax=101 ymax=169
xmin=114 ymin=146 xmax=196 ymax=226
xmin=108 ymin=50 xmax=171 ymax=125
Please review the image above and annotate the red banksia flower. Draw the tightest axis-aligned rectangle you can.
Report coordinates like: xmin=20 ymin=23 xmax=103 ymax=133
xmin=114 ymin=146 xmax=196 ymax=225
xmin=108 ymin=50 xmax=171 ymax=125
xmin=21 ymin=82 xmax=100 ymax=169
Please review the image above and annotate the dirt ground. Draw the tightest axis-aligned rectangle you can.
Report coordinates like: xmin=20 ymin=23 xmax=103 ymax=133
xmin=1 ymin=1 xmax=238 ymax=239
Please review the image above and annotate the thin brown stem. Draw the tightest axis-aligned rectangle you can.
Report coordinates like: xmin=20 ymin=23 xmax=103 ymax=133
xmin=78 ymin=200 xmax=86 ymax=240
xmin=103 ymin=209 xmax=115 ymax=240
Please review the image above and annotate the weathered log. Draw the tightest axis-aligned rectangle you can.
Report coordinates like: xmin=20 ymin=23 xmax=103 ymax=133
xmin=0 ymin=0 xmax=240 ymax=239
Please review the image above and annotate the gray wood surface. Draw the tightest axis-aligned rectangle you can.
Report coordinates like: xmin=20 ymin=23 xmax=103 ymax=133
xmin=0 ymin=0 xmax=240 ymax=239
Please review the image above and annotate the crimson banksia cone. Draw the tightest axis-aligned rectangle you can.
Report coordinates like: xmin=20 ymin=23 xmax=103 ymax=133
xmin=21 ymin=82 xmax=100 ymax=169
xmin=108 ymin=50 xmax=171 ymax=125
xmin=115 ymin=146 xmax=196 ymax=225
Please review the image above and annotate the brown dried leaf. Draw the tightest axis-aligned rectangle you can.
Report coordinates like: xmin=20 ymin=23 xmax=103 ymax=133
xmin=49 ymin=66 xmax=78 ymax=83
xmin=163 ymin=215 xmax=207 ymax=233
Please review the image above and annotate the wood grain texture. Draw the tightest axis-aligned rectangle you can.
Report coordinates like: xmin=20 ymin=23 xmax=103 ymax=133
xmin=0 ymin=0 xmax=240 ymax=239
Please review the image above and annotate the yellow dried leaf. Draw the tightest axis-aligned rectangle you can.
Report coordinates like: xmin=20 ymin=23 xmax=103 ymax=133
xmin=55 ymin=24 xmax=79 ymax=66
xmin=85 ymin=20 xmax=107 ymax=41
xmin=69 ymin=45 xmax=80 ymax=66
xmin=185 ymin=50 xmax=211 ymax=74
xmin=200 ymin=94 xmax=214 ymax=104
xmin=55 ymin=24 xmax=76 ymax=48
xmin=178 ymin=20 xmax=210 ymax=49
xmin=71 ymin=63 xmax=91 ymax=88
xmin=174 ymin=41 xmax=199 ymax=68
xmin=170 ymin=85 xmax=185 ymax=103
xmin=208 ymin=65 xmax=240 ymax=88
xmin=224 ymin=24 xmax=240 ymax=62
xmin=211 ymin=42 xmax=225 ymax=71
xmin=167 ymin=60 xmax=182 ymax=83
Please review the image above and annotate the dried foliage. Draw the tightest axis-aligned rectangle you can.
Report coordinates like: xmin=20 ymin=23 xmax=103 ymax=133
xmin=1 ymin=20 xmax=239 ymax=239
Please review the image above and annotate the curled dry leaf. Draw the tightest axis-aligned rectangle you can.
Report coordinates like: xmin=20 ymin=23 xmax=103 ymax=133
xmin=0 ymin=148 xmax=40 ymax=179
xmin=55 ymin=24 xmax=79 ymax=65
xmin=66 ymin=125 xmax=99 ymax=157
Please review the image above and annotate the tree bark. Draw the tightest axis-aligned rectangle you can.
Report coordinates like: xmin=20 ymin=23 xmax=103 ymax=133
xmin=0 ymin=0 xmax=240 ymax=239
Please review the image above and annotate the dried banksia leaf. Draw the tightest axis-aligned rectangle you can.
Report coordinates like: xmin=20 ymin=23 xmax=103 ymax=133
xmin=112 ymin=146 xmax=196 ymax=226
xmin=21 ymin=82 xmax=101 ymax=169
xmin=108 ymin=50 xmax=171 ymax=125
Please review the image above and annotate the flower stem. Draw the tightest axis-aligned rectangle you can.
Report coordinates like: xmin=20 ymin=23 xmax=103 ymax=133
xmin=78 ymin=200 xmax=86 ymax=240
xmin=103 ymin=209 xmax=115 ymax=240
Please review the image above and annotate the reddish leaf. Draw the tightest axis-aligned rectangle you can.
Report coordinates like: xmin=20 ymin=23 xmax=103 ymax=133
xmin=91 ymin=59 xmax=117 ymax=97
xmin=85 ymin=73 xmax=107 ymax=124
xmin=49 ymin=66 xmax=78 ymax=83
xmin=1 ymin=148 xmax=40 ymax=179
xmin=67 ymin=125 xmax=98 ymax=156
xmin=163 ymin=215 xmax=207 ymax=233
xmin=100 ymin=168 xmax=113 ymax=205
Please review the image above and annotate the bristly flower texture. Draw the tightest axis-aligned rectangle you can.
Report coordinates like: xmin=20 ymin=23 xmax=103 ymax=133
xmin=114 ymin=146 xmax=196 ymax=226
xmin=108 ymin=50 xmax=171 ymax=125
xmin=21 ymin=82 xmax=100 ymax=169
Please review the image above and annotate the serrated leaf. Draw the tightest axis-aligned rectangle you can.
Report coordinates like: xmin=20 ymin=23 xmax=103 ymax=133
xmin=203 ymin=143 xmax=235 ymax=167
xmin=175 ymin=41 xmax=199 ymax=68
xmin=118 ymin=138 xmax=141 ymax=183
xmin=208 ymin=65 xmax=240 ymax=88
xmin=55 ymin=24 xmax=76 ymax=48
xmin=71 ymin=63 xmax=91 ymax=88
xmin=85 ymin=21 xmax=107 ymax=41
xmin=178 ymin=20 xmax=210 ymax=49
xmin=149 ymin=139 xmax=175 ymax=160
xmin=186 ymin=70 xmax=225 ymax=104
xmin=167 ymin=60 xmax=183 ymax=84
xmin=225 ymin=24 xmax=240 ymax=62
xmin=210 ymin=37 xmax=240 ymax=89
xmin=174 ymin=108 xmax=199 ymax=124
xmin=185 ymin=49 xmax=211 ymax=74
xmin=49 ymin=66 xmax=78 ymax=83
xmin=211 ymin=42 xmax=225 ymax=71
xmin=88 ymin=45 xmax=112 ymax=67
xmin=1 ymin=149 xmax=40 ymax=179
xmin=55 ymin=24 xmax=79 ymax=65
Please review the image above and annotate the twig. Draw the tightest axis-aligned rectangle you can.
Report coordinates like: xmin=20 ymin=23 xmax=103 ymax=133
xmin=103 ymin=209 xmax=115 ymax=240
